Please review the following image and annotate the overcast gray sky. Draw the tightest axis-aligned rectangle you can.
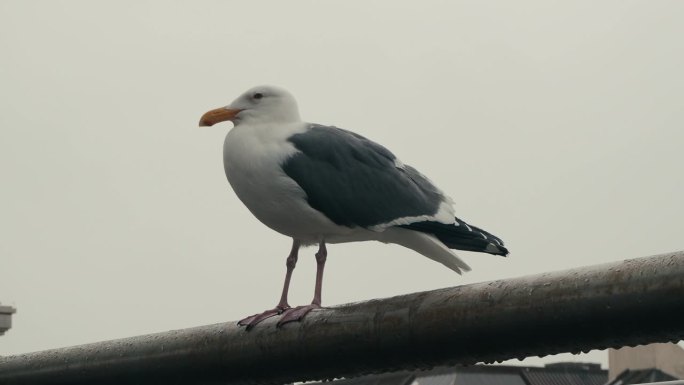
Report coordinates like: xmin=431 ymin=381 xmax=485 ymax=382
xmin=2 ymin=0 xmax=683 ymax=367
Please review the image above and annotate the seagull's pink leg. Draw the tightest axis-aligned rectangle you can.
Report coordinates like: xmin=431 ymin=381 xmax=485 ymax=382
xmin=278 ymin=241 xmax=327 ymax=327
xmin=238 ymin=239 xmax=300 ymax=330
xmin=311 ymin=241 xmax=327 ymax=306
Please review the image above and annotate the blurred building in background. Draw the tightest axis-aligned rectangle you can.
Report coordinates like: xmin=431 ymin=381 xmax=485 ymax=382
xmin=608 ymin=343 xmax=684 ymax=382
xmin=308 ymin=343 xmax=684 ymax=385
xmin=0 ymin=304 xmax=16 ymax=336
xmin=309 ymin=362 xmax=608 ymax=385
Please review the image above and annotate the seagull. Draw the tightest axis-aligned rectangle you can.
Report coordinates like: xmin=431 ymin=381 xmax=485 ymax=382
xmin=199 ymin=85 xmax=508 ymax=329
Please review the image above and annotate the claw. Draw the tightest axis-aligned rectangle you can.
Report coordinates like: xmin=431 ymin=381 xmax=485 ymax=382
xmin=276 ymin=304 xmax=320 ymax=327
xmin=238 ymin=307 xmax=288 ymax=330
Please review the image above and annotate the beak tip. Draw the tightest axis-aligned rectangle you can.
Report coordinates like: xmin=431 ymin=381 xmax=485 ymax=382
xmin=199 ymin=107 xmax=240 ymax=127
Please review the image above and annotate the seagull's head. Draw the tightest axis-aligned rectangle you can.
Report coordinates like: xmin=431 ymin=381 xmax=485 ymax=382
xmin=199 ymin=85 xmax=301 ymax=127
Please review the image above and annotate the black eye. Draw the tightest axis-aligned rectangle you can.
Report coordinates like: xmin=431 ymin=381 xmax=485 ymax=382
xmin=253 ymin=92 xmax=264 ymax=100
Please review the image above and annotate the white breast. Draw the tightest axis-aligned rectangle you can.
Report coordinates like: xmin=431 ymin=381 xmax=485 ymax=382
xmin=223 ymin=122 xmax=353 ymax=243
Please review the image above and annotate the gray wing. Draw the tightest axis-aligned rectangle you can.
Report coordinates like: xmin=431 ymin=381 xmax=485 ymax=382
xmin=282 ymin=124 xmax=448 ymax=228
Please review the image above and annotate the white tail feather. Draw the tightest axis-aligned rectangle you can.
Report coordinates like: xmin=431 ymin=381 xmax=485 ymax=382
xmin=377 ymin=227 xmax=472 ymax=274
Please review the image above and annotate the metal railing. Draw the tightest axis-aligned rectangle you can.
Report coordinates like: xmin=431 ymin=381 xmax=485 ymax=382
xmin=633 ymin=382 xmax=684 ymax=385
xmin=1 ymin=251 xmax=683 ymax=385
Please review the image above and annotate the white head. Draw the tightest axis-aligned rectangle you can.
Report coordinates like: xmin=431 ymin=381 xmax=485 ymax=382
xmin=199 ymin=85 xmax=301 ymax=127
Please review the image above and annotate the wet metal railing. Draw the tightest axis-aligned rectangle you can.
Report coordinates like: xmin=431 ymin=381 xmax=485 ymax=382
xmin=633 ymin=382 xmax=684 ymax=385
xmin=1 ymin=251 xmax=683 ymax=385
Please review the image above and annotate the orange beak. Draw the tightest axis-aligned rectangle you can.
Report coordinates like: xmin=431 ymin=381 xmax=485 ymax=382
xmin=199 ymin=108 xmax=242 ymax=127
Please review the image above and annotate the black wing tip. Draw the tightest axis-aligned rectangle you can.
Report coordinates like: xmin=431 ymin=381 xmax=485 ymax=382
xmin=401 ymin=218 xmax=510 ymax=257
xmin=487 ymin=243 xmax=510 ymax=257
xmin=484 ymin=236 xmax=509 ymax=256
